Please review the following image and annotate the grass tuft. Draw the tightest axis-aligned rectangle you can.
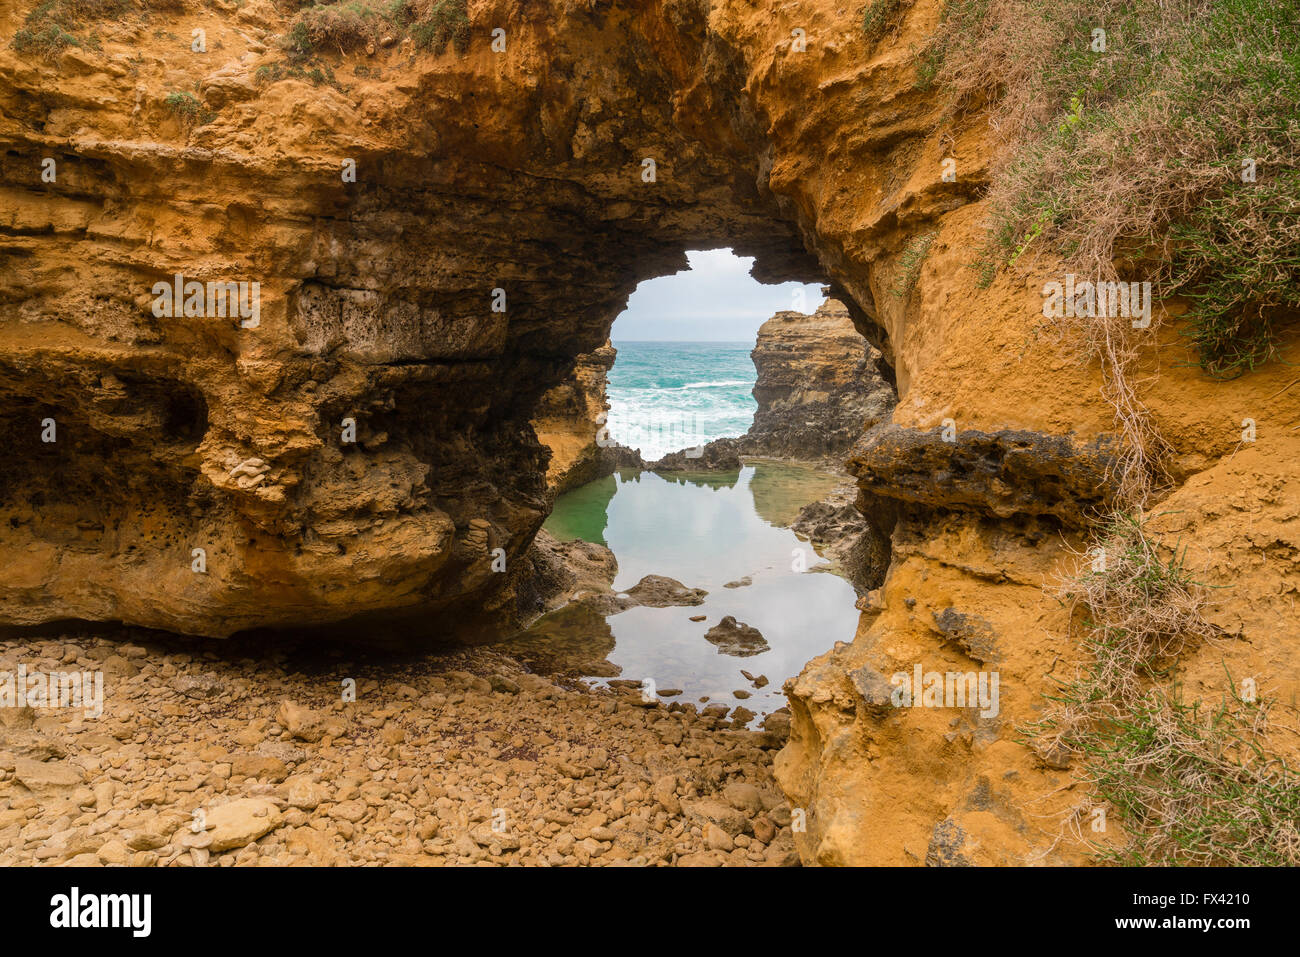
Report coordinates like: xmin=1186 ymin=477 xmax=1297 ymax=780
xmin=1026 ymin=512 xmax=1300 ymax=866
xmin=892 ymin=231 xmax=937 ymax=301
xmin=861 ymin=0 xmax=907 ymax=49
xmin=10 ymin=0 xmax=127 ymax=59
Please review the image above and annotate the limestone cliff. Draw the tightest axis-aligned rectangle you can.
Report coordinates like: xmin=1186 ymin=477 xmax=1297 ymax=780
xmin=743 ymin=295 xmax=893 ymax=460
xmin=531 ymin=341 xmax=640 ymax=493
xmin=0 ymin=0 xmax=821 ymax=638
xmin=0 ymin=0 xmax=1296 ymax=867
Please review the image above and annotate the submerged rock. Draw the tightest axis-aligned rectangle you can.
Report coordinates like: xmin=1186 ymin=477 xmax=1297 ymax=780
xmin=703 ymin=616 xmax=770 ymax=657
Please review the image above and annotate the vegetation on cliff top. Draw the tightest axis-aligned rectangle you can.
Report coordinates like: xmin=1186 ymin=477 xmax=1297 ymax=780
xmin=894 ymin=0 xmax=1300 ymax=504
xmin=921 ymin=0 xmax=1299 ymax=379
xmin=1028 ymin=513 xmax=1300 ymax=865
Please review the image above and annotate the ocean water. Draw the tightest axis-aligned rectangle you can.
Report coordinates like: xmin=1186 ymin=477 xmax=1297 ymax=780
xmin=606 ymin=341 xmax=757 ymax=461
xmin=500 ymin=463 xmax=858 ymax=722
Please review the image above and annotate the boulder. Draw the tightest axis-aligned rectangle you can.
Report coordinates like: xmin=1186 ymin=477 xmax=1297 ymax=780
xmin=703 ymin=616 xmax=769 ymax=657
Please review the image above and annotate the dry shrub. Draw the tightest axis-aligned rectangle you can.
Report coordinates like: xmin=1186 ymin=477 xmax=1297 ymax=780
xmin=409 ymin=0 xmax=469 ymax=54
xmin=861 ymin=0 xmax=908 ymax=49
xmin=923 ymin=0 xmax=1300 ymax=501
xmin=1040 ymin=512 xmax=1217 ymax=744
xmin=1029 ymin=512 xmax=1300 ymax=865
xmin=286 ymin=1 xmax=385 ymax=55
xmin=281 ymin=0 xmax=465 ymax=58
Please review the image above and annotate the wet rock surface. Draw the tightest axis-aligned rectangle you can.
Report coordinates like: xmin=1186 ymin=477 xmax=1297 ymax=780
xmin=789 ymin=486 xmax=890 ymax=596
xmin=0 ymin=632 xmax=800 ymax=867
xmin=513 ymin=530 xmax=620 ymax=624
xmin=588 ymin=576 xmax=710 ymax=615
xmin=703 ymin=617 xmax=769 ymax=658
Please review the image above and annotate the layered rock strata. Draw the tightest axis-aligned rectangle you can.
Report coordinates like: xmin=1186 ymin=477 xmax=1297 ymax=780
xmin=0 ymin=0 xmax=1295 ymax=868
xmin=743 ymin=295 xmax=894 ymax=460
xmin=532 ymin=342 xmax=642 ymax=494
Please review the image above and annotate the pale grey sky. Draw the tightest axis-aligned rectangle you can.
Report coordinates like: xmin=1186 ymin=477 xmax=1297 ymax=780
xmin=611 ymin=248 xmax=824 ymax=342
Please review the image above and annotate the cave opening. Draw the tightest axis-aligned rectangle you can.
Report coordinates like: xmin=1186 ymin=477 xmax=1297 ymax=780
xmin=510 ymin=238 xmax=898 ymax=717
xmin=603 ymin=247 xmax=826 ymax=461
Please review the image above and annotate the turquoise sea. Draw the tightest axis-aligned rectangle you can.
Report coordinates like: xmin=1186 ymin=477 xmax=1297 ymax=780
xmin=606 ymin=341 xmax=757 ymax=461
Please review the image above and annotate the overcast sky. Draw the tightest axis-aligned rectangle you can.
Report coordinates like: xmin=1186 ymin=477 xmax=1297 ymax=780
xmin=611 ymin=248 xmax=825 ymax=342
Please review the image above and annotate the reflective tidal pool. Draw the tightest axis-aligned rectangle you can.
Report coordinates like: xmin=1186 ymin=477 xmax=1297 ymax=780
xmin=495 ymin=462 xmax=860 ymax=720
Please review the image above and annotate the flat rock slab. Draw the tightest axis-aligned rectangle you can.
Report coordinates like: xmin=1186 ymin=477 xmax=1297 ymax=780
xmin=201 ymin=799 xmax=284 ymax=852
xmin=13 ymin=756 xmax=84 ymax=792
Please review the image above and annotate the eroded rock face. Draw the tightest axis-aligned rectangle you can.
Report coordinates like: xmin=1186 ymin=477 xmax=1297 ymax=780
xmin=789 ymin=486 xmax=887 ymax=597
xmin=533 ymin=343 xmax=617 ymax=493
xmin=0 ymin=0 xmax=821 ymax=637
xmin=743 ymin=296 xmax=895 ymax=460
xmin=532 ymin=342 xmax=642 ymax=492
xmin=647 ymin=296 xmax=894 ymax=469
xmin=509 ymin=528 xmax=619 ymax=625
xmin=848 ymin=423 xmax=1117 ymax=527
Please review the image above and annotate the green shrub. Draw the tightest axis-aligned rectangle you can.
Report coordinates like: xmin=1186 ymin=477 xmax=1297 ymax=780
xmin=924 ymin=0 xmax=1300 ymax=380
xmin=282 ymin=19 xmax=313 ymax=57
xmin=278 ymin=0 xmax=468 ymax=64
xmin=411 ymin=0 xmax=468 ymax=54
xmin=12 ymin=20 xmax=79 ymax=57
xmin=164 ymin=90 xmax=200 ymax=118
xmin=163 ymin=90 xmax=214 ymax=127
xmin=287 ymin=1 xmax=380 ymax=55
xmin=10 ymin=0 xmax=127 ymax=58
